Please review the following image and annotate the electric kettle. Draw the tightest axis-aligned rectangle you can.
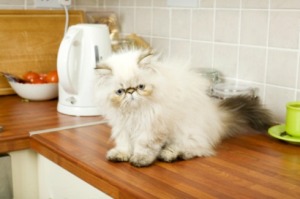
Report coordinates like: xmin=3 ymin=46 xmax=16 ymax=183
xmin=57 ymin=24 xmax=112 ymax=116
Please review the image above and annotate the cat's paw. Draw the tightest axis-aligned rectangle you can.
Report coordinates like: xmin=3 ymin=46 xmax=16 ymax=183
xmin=129 ymin=154 xmax=155 ymax=167
xmin=106 ymin=148 xmax=130 ymax=162
xmin=158 ymin=148 xmax=178 ymax=162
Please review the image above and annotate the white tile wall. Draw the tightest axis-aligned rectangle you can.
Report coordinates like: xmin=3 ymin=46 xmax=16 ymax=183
xmin=191 ymin=42 xmax=213 ymax=68
xmin=215 ymin=10 xmax=240 ymax=43
xmin=216 ymin=0 xmax=240 ymax=8
xmin=240 ymin=10 xmax=268 ymax=46
xmin=242 ymin=0 xmax=269 ymax=9
xmin=214 ymin=44 xmax=238 ymax=78
xmin=191 ymin=10 xmax=214 ymax=41
xmin=171 ymin=9 xmax=191 ymax=39
xmin=238 ymin=46 xmax=266 ymax=83
xmin=266 ymin=49 xmax=298 ymax=88
xmin=2 ymin=0 xmax=300 ymax=122
xmin=153 ymin=8 xmax=170 ymax=37
xmin=269 ymin=11 xmax=300 ymax=49
xmin=135 ymin=7 xmax=152 ymax=35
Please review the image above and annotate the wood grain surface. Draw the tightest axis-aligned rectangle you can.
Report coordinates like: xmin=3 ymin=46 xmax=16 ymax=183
xmin=30 ymin=123 xmax=300 ymax=198
xmin=1 ymin=95 xmax=300 ymax=198
xmin=0 ymin=10 xmax=85 ymax=95
xmin=0 ymin=95 xmax=102 ymax=153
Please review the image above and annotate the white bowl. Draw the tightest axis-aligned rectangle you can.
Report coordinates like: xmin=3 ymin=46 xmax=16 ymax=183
xmin=9 ymin=81 xmax=58 ymax=101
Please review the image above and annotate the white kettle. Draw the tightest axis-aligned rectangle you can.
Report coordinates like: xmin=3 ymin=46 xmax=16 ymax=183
xmin=57 ymin=24 xmax=112 ymax=116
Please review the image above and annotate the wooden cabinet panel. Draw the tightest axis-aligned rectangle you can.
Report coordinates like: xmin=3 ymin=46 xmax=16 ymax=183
xmin=0 ymin=10 xmax=85 ymax=95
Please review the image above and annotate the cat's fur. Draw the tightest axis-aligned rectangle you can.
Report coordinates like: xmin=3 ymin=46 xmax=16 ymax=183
xmin=95 ymin=48 xmax=274 ymax=167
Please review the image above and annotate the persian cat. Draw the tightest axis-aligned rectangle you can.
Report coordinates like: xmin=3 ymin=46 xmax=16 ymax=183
xmin=95 ymin=49 xmax=273 ymax=167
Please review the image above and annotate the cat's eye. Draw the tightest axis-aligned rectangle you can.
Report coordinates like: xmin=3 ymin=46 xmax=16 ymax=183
xmin=115 ymin=89 xmax=125 ymax=95
xmin=137 ymin=84 xmax=145 ymax=90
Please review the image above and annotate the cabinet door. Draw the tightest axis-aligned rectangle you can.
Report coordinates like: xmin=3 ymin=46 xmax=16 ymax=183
xmin=9 ymin=149 xmax=39 ymax=199
xmin=38 ymin=155 xmax=111 ymax=199
xmin=0 ymin=154 xmax=13 ymax=199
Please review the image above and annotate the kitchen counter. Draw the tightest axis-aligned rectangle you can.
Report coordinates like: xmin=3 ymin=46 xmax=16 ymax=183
xmin=0 ymin=95 xmax=102 ymax=153
xmin=1 ymin=95 xmax=300 ymax=198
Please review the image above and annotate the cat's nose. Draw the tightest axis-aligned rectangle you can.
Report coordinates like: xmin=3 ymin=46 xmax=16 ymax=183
xmin=126 ymin=88 xmax=136 ymax=94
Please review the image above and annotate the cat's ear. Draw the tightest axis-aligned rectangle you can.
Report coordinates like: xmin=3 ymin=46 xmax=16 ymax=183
xmin=138 ymin=49 xmax=155 ymax=66
xmin=95 ymin=63 xmax=112 ymax=76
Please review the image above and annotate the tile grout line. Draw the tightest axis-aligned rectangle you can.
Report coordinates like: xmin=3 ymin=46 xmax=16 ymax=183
xmin=189 ymin=5 xmax=193 ymax=62
xmin=211 ymin=0 xmax=216 ymax=69
xmin=294 ymin=31 xmax=300 ymax=100
xmin=168 ymin=7 xmax=172 ymax=57
xmin=262 ymin=0 xmax=271 ymax=104
xmin=144 ymin=35 xmax=300 ymax=52
xmin=150 ymin=0 xmax=154 ymax=45
xmin=235 ymin=0 xmax=242 ymax=81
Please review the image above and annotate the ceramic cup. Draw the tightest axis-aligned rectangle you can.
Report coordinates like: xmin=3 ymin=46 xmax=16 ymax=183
xmin=285 ymin=101 xmax=300 ymax=138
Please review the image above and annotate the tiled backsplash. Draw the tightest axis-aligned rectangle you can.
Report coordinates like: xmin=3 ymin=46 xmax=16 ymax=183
xmin=2 ymin=0 xmax=300 ymax=122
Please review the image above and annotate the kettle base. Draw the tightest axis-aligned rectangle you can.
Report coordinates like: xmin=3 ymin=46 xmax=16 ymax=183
xmin=57 ymin=103 xmax=103 ymax=116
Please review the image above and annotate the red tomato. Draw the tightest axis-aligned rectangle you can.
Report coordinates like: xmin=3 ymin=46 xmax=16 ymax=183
xmin=46 ymin=70 xmax=58 ymax=83
xmin=30 ymin=78 xmax=47 ymax=84
xmin=23 ymin=71 xmax=40 ymax=82
xmin=39 ymin=73 xmax=47 ymax=82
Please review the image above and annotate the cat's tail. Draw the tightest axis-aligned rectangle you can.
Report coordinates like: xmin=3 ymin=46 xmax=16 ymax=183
xmin=218 ymin=95 xmax=275 ymax=137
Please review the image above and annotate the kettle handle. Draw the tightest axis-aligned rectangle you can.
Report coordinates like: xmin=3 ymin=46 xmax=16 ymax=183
xmin=57 ymin=28 xmax=82 ymax=94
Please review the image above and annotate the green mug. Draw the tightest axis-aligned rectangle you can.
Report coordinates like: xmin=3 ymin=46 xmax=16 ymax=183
xmin=285 ymin=101 xmax=300 ymax=138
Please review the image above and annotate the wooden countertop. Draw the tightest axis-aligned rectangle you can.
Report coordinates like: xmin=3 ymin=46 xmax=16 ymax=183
xmin=0 ymin=95 xmax=102 ymax=153
xmin=31 ymin=121 xmax=300 ymax=198
xmin=1 ymin=95 xmax=300 ymax=198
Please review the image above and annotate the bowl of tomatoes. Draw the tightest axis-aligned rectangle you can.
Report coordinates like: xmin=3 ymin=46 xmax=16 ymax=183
xmin=6 ymin=70 xmax=59 ymax=101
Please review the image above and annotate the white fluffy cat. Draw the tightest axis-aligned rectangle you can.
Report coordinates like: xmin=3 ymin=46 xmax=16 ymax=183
xmin=95 ymin=48 xmax=273 ymax=167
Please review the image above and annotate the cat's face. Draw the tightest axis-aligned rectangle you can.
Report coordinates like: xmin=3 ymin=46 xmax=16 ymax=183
xmin=96 ymin=49 xmax=157 ymax=109
xmin=110 ymin=82 xmax=153 ymax=108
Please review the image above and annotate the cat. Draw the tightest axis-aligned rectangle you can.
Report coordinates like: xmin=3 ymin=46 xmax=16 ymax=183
xmin=95 ymin=48 xmax=274 ymax=167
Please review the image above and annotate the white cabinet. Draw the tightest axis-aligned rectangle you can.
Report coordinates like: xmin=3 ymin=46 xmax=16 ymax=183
xmin=0 ymin=154 xmax=13 ymax=199
xmin=9 ymin=150 xmax=111 ymax=199
xmin=37 ymin=155 xmax=111 ymax=199
xmin=9 ymin=149 xmax=39 ymax=199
